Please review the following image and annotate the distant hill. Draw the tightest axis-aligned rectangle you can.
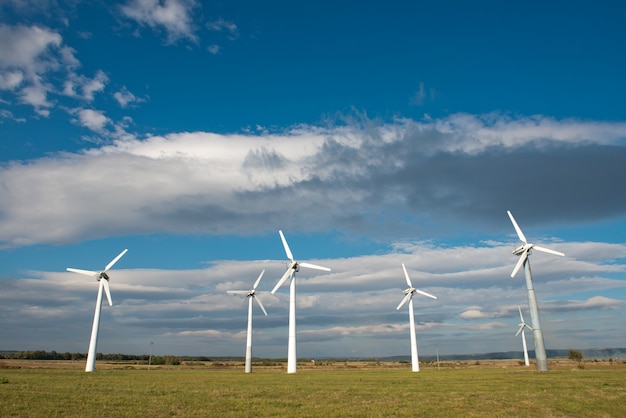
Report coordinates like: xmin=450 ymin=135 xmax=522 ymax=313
xmin=382 ymin=347 xmax=626 ymax=362
xmin=3 ymin=348 xmax=626 ymax=362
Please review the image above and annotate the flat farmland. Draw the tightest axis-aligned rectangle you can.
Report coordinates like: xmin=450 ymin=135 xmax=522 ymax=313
xmin=1 ymin=360 xmax=625 ymax=417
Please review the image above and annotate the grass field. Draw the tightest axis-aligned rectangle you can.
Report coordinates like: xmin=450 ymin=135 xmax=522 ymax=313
xmin=1 ymin=359 xmax=625 ymax=417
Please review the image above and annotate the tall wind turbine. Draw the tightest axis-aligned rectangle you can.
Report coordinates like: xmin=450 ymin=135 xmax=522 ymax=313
xmin=227 ymin=270 xmax=268 ymax=373
xmin=67 ymin=249 xmax=128 ymax=372
xmin=271 ymin=230 xmax=330 ymax=374
xmin=507 ymin=210 xmax=564 ymax=372
xmin=516 ymin=306 xmax=533 ymax=367
xmin=396 ymin=263 xmax=437 ymax=372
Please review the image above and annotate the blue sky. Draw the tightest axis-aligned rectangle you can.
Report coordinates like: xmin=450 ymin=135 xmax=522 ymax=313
xmin=1 ymin=0 xmax=625 ymax=360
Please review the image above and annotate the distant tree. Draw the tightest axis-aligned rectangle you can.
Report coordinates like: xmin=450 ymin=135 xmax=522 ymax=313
xmin=568 ymin=349 xmax=583 ymax=363
xmin=164 ymin=355 xmax=181 ymax=365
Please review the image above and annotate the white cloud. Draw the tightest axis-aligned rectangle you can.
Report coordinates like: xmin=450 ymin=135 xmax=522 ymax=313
xmin=0 ymin=24 xmax=88 ymax=115
xmin=4 ymin=242 xmax=623 ymax=356
xmin=19 ymin=83 xmax=53 ymax=115
xmin=74 ymin=108 xmax=110 ymax=132
xmin=81 ymin=70 xmax=108 ymax=101
xmin=0 ymin=24 xmax=62 ymax=69
xmin=546 ymin=296 xmax=624 ymax=312
xmin=63 ymin=70 xmax=109 ymax=101
xmin=0 ymin=70 xmax=24 ymax=89
xmin=113 ymin=86 xmax=145 ymax=108
xmin=120 ymin=0 xmax=199 ymax=44
xmin=0 ymin=114 xmax=625 ymax=247
xmin=206 ymin=18 xmax=238 ymax=39
xmin=0 ymin=109 xmax=26 ymax=122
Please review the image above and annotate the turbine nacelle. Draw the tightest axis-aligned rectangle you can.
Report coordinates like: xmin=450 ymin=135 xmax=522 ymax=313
xmin=227 ymin=270 xmax=268 ymax=316
xmin=396 ymin=264 xmax=437 ymax=310
xmin=66 ymin=248 xmax=128 ymax=307
xmin=512 ymin=244 xmax=531 ymax=256
xmin=515 ymin=306 xmax=533 ymax=337
xmin=507 ymin=210 xmax=564 ymax=278
xmin=403 ymin=287 xmax=416 ymax=296
xmin=271 ymin=230 xmax=330 ymax=294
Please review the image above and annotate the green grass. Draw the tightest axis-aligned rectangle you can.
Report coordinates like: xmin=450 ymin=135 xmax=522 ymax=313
xmin=1 ymin=362 xmax=625 ymax=417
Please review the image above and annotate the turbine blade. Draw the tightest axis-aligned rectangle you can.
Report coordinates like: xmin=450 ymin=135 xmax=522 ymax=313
xmin=105 ymin=249 xmax=128 ymax=272
xmin=396 ymin=293 xmax=411 ymax=310
xmin=414 ymin=289 xmax=437 ymax=300
xmin=511 ymin=251 xmax=527 ymax=278
xmin=507 ymin=210 xmax=527 ymax=244
xmin=271 ymin=268 xmax=293 ymax=294
xmin=401 ymin=263 xmax=413 ymax=288
xmin=253 ymin=269 xmax=265 ymax=289
xmin=518 ymin=306 xmax=525 ymax=322
xmin=299 ymin=262 xmax=331 ymax=272
xmin=66 ymin=268 xmax=99 ymax=277
xmin=102 ymin=279 xmax=113 ymax=306
xmin=515 ymin=324 xmax=524 ymax=337
xmin=533 ymin=245 xmax=565 ymax=257
xmin=254 ymin=296 xmax=268 ymax=316
xmin=279 ymin=230 xmax=294 ymax=261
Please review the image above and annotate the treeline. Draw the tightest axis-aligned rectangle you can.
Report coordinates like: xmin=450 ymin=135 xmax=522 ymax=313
xmin=2 ymin=350 xmax=87 ymax=361
xmin=0 ymin=350 xmax=216 ymax=364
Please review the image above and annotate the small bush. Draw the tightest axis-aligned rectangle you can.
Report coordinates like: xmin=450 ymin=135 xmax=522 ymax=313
xmin=568 ymin=349 xmax=583 ymax=363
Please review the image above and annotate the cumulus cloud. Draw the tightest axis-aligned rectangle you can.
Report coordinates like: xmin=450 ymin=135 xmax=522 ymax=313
xmin=113 ymin=86 xmax=145 ymax=108
xmin=0 ymin=70 xmax=24 ymax=89
xmin=63 ymin=70 xmax=109 ymax=101
xmin=74 ymin=108 xmax=110 ymax=132
xmin=0 ymin=24 xmax=113 ymax=118
xmin=3 ymin=240 xmax=624 ymax=356
xmin=459 ymin=306 xmax=511 ymax=320
xmin=120 ymin=0 xmax=199 ymax=44
xmin=0 ymin=24 xmax=79 ymax=114
xmin=0 ymin=113 xmax=625 ymax=248
xmin=546 ymin=296 xmax=624 ymax=312
xmin=206 ymin=18 xmax=239 ymax=39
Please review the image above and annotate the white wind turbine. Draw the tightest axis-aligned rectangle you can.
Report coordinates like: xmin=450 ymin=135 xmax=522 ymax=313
xmin=515 ymin=306 xmax=533 ymax=367
xmin=227 ymin=270 xmax=268 ymax=373
xmin=396 ymin=263 xmax=437 ymax=372
xmin=67 ymin=249 xmax=128 ymax=372
xmin=271 ymin=230 xmax=331 ymax=374
xmin=508 ymin=210 xmax=564 ymax=372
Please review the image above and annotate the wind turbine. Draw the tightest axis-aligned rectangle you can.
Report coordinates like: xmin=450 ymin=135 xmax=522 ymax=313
xmin=271 ymin=230 xmax=331 ymax=374
xmin=396 ymin=263 xmax=437 ymax=372
xmin=507 ymin=210 xmax=564 ymax=372
xmin=67 ymin=249 xmax=128 ymax=372
xmin=515 ymin=306 xmax=533 ymax=367
xmin=227 ymin=270 xmax=268 ymax=373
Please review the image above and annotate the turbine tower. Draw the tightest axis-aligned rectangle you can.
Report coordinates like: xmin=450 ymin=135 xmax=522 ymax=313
xmin=227 ymin=270 xmax=268 ymax=373
xmin=271 ymin=230 xmax=330 ymax=374
xmin=67 ymin=249 xmax=128 ymax=372
xmin=515 ymin=306 xmax=533 ymax=367
xmin=396 ymin=263 xmax=437 ymax=372
xmin=507 ymin=210 xmax=564 ymax=372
